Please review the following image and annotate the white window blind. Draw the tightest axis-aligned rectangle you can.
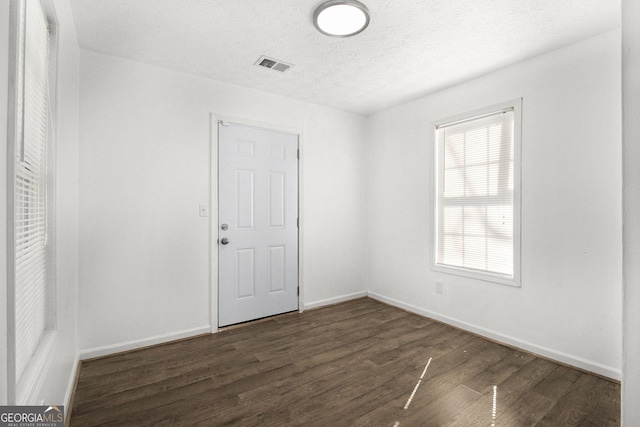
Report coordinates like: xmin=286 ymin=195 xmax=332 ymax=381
xmin=14 ymin=0 xmax=51 ymax=384
xmin=434 ymin=101 xmax=520 ymax=283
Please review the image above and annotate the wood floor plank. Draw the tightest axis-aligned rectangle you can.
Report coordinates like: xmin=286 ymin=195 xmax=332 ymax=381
xmin=69 ymin=298 xmax=621 ymax=426
xmin=70 ymin=377 xmax=218 ymax=426
xmin=463 ymin=346 xmax=536 ymax=394
xmin=350 ymin=338 xmax=507 ymax=426
xmin=400 ymin=384 xmax=484 ymax=427
xmin=532 ymin=364 xmax=583 ymax=401
xmin=495 ymin=389 xmax=555 ymax=426
xmin=582 ymin=378 xmax=621 ymax=426
xmin=536 ymin=373 xmax=620 ymax=426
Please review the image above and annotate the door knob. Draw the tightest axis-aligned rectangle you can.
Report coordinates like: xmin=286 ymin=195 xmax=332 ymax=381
xmin=220 ymin=237 xmax=229 ymax=245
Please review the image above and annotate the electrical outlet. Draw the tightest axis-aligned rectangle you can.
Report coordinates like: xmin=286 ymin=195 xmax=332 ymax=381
xmin=435 ymin=281 xmax=444 ymax=294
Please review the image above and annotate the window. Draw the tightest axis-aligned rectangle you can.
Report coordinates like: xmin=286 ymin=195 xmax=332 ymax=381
xmin=8 ymin=0 xmax=56 ymax=403
xmin=433 ymin=99 xmax=521 ymax=286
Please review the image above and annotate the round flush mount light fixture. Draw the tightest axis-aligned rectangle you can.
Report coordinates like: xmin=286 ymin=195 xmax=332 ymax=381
xmin=313 ymin=0 xmax=370 ymax=37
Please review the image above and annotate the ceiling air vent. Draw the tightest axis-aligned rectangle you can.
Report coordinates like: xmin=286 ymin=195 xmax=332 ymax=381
xmin=255 ymin=55 xmax=293 ymax=73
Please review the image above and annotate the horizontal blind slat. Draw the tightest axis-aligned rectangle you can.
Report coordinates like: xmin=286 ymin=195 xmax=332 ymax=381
xmin=14 ymin=0 xmax=51 ymax=385
xmin=436 ymin=108 xmax=515 ymax=277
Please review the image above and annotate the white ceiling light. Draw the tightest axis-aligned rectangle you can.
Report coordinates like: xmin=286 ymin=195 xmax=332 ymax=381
xmin=313 ymin=0 xmax=370 ymax=37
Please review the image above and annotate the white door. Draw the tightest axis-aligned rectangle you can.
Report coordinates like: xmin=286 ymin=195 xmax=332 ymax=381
xmin=218 ymin=122 xmax=299 ymax=327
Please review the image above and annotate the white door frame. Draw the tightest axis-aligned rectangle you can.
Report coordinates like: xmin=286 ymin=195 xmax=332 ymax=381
xmin=209 ymin=113 xmax=305 ymax=332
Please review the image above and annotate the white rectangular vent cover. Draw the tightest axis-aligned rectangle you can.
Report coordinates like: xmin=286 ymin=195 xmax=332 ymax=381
xmin=255 ymin=55 xmax=292 ymax=73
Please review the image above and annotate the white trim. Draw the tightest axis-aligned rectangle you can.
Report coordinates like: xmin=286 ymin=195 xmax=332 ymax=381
xmin=432 ymin=98 xmax=522 ymax=129
xmin=78 ymin=326 xmax=210 ymax=360
xmin=303 ymin=290 xmax=368 ymax=311
xmin=208 ymin=115 xmax=218 ymax=332
xmin=431 ymin=98 xmax=523 ymax=288
xmin=209 ymin=113 xmax=304 ymax=331
xmin=43 ymin=0 xmax=59 ymax=338
xmin=6 ymin=0 xmax=21 ymax=404
xmin=431 ymin=264 xmax=518 ymax=287
xmin=63 ymin=356 xmax=80 ymax=410
xmin=214 ymin=115 xmax=302 ymax=137
xmin=367 ymin=291 xmax=621 ymax=381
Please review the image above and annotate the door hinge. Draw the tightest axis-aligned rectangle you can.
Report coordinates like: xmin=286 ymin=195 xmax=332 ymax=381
xmin=297 ymin=287 xmax=300 ymax=296
xmin=297 ymin=149 xmax=300 ymax=159
xmin=297 ymin=218 xmax=299 ymax=228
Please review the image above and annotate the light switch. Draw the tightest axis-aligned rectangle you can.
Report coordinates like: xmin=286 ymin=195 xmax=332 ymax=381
xmin=199 ymin=205 xmax=209 ymax=217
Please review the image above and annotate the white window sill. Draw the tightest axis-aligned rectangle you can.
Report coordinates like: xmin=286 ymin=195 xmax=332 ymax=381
xmin=431 ymin=264 xmax=521 ymax=287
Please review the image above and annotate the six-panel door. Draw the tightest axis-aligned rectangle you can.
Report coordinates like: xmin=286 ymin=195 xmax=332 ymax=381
xmin=218 ymin=122 xmax=299 ymax=327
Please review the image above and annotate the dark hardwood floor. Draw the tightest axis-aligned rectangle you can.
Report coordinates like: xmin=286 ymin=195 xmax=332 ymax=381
xmin=69 ymin=298 xmax=620 ymax=426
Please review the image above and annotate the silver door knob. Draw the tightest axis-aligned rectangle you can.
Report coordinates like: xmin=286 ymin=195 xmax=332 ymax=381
xmin=220 ymin=237 xmax=229 ymax=245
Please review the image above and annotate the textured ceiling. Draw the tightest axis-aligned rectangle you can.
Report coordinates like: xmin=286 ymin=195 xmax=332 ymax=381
xmin=68 ymin=0 xmax=620 ymax=116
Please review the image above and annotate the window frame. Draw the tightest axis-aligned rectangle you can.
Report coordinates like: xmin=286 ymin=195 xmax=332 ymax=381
xmin=431 ymin=98 xmax=522 ymax=287
xmin=6 ymin=0 xmax=58 ymax=404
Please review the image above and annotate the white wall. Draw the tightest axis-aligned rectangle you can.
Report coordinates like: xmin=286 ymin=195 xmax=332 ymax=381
xmin=0 ymin=0 xmax=79 ymax=406
xmin=78 ymin=50 xmax=368 ymax=355
xmin=366 ymin=30 xmax=622 ymax=379
xmin=0 ymin=0 xmax=627 ymax=415
xmin=622 ymin=0 xmax=640 ymax=423
xmin=0 ymin=0 xmax=11 ymax=406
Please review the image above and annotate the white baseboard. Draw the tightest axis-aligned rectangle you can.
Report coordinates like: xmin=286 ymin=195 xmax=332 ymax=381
xmin=303 ymin=290 xmax=368 ymax=311
xmin=367 ymin=291 xmax=621 ymax=381
xmin=64 ymin=356 xmax=79 ymax=410
xmin=79 ymin=326 xmax=211 ymax=360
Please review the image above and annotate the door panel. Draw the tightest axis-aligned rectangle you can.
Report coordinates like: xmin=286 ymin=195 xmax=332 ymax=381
xmin=218 ymin=122 xmax=298 ymax=327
